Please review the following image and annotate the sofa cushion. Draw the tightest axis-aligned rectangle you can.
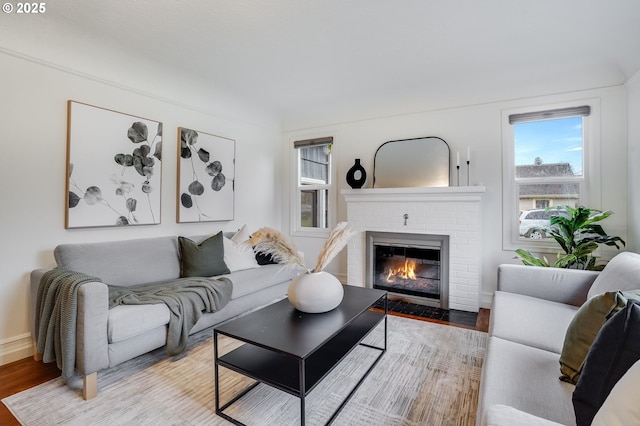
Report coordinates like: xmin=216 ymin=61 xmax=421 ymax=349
xmin=490 ymin=291 xmax=579 ymax=353
xmin=559 ymin=290 xmax=640 ymax=384
xmin=55 ymin=236 xmax=180 ymax=286
xmin=478 ymin=336 xmax=577 ymax=426
xmin=222 ymin=263 xmax=298 ymax=299
xmin=108 ymin=304 xmax=170 ymax=343
xmin=573 ymin=300 xmax=640 ymax=426
xmin=107 ymin=263 xmax=297 ymax=342
xmin=178 ymin=232 xmax=230 ymax=277
xmin=587 ymin=252 xmax=640 ymax=299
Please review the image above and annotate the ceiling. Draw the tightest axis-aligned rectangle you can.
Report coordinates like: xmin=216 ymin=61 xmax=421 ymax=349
xmin=8 ymin=0 xmax=640 ymax=123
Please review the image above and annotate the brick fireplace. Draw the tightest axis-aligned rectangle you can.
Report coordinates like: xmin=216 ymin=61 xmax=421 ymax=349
xmin=342 ymin=186 xmax=485 ymax=312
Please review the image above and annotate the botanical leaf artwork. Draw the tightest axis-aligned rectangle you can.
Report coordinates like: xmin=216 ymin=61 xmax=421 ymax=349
xmin=66 ymin=101 xmax=162 ymax=228
xmin=177 ymin=128 xmax=235 ymax=222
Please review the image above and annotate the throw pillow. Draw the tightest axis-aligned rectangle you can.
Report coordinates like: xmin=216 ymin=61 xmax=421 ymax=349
xmin=559 ymin=290 xmax=640 ymax=384
xmin=223 ymin=237 xmax=260 ymax=272
xmin=249 ymin=227 xmax=278 ymax=265
xmin=572 ymin=300 xmax=640 ymax=426
xmin=178 ymin=231 xmax=230 ymax=277
xmin=587 ymin=252 xmax=640 ymax=299
xmin=255 ymin=251 xmax=278 ymax=265
xmin=231 ymin=224 xmax=251 ymax=244
xmin=592 ymin=359 xmax=640 ymax=426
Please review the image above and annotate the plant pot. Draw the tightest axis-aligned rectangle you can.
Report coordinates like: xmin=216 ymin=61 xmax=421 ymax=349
xmin=287 ymin=271 xmax=344 ymax=313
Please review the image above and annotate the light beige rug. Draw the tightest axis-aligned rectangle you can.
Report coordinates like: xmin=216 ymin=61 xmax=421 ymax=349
xmin=3 ymin=315 xmax=487 ymax=425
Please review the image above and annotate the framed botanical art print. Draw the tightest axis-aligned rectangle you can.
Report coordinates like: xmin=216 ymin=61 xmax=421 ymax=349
xmin=66 ymin=101 xmax=163 ymax=228
xmin=177 ymin=127 xmax=235 ymax=222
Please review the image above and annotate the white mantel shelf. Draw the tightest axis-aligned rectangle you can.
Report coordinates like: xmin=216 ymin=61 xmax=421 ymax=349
xmin=341 ymin=186 xmax=486 ymax=203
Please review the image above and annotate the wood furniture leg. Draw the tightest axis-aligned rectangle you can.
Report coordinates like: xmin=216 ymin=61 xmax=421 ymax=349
xmin=83 ymin=373 xmax=97 ymax=400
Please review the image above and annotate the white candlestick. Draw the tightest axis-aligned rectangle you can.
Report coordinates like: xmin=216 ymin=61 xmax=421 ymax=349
xmin=457 ymin=151 xmax=460 ymax=166
xmin=467 ymin=147 xmax=470 ymax=162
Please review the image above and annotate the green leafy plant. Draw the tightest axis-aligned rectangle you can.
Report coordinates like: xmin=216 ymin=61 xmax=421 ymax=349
xmin=515 ymin=205 xmax=625 ymax=270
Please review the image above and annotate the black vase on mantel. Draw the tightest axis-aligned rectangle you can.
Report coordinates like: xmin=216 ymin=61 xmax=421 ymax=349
xmin=346 ymin=158 xmax=367 ymax=189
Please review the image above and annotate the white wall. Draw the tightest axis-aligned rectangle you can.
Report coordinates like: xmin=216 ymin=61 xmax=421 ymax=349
xmin=0 ymin=51 xmax=283 ymax=364
xmin=627 ymin=71 xmax=640 ymax=252
xmin=283 ymin=86 xmax=629 ymax=308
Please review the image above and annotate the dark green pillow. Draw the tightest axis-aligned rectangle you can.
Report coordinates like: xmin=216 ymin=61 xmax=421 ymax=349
xmin=559 ymin=289 xmax=640 ymax=384
xmin=178 ymin=232 xmax=230 ymax=278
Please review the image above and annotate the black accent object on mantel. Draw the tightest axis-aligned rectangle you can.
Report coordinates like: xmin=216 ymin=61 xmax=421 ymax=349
xmin=346 ymin=158 xmax=367 ymax=188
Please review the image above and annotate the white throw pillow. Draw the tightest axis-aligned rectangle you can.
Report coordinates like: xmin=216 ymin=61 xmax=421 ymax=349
xmin=223 ymin=225 xmax=259 ymax=272
xmin=231 ymin=224 xmax=251 ymax=244
xmin=591 ymin=359 xmax=640 ymax=426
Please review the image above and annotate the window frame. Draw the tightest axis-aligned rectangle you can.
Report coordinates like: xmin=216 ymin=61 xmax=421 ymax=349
xmin=290 ymin=136 xmax=336 ymax=238
xmin=502 ymin=99 xmax=601 ymax=253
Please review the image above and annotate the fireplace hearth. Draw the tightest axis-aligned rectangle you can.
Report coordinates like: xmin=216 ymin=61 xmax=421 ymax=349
xmin=366 ymin=231 xmax=449 ymax=309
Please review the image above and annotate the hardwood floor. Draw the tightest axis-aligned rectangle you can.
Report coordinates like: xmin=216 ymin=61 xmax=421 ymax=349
xmin=0 ymin=355 xmax=61 ymax=425
xmin=0 ymin=308 xmax=490 ymax=425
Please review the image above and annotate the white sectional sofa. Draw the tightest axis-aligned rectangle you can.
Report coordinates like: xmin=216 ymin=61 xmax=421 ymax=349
xmin=477 ymin=252 xmax=640 ymax=426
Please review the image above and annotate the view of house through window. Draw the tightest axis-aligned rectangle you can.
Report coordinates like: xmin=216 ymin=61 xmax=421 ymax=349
xmin=513 ymin=110 xmax=587 ymax=240
xmin=295 ymin=137 xmax=333 ymax=230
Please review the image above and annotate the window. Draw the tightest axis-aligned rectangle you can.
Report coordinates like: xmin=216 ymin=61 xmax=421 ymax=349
xmin=503 ymin=102 xmax=599 ymax=250
xmin=292 ymin=136 xmax=334 ymax=235
xmin=536 ymin=200 xmax=550 ymax=209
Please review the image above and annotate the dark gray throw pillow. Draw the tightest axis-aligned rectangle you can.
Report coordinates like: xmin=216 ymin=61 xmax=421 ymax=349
xmin=572 ymin=299 xmax=640 ymax=426
xmin=254 ymin=250 xmax=277 ymax=265
xmin=178 ymin=231 xmax=230 ymax=278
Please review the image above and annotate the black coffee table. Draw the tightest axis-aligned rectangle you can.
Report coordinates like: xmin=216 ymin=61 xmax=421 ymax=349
xmin=214 ymin=285 xmax=388 ymax=425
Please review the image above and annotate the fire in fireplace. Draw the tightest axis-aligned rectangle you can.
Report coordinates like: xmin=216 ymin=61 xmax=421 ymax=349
xmin=366 ymin=231 xmax=449 ymax=309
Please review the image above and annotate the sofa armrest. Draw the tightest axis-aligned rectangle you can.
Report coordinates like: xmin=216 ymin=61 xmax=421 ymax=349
xmin=76 ymin=281 xmax=110 ymax=375
xmin=497 ymin=264 xmax=599 ymax=306
xmin=30 ymin=270 xmax=110 ymax=375
xmin=483 ymin=404 xmax=566 ymax=426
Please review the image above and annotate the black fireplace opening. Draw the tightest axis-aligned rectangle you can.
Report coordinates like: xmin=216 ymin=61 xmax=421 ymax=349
xmin=373 ymin=244 xmax=441 ymax=300
xmin=366 ymin=231 xmax=449 ymax=309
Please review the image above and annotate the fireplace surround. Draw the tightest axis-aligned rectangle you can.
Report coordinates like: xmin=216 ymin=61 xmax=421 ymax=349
xmin=366 ymin=231 xmax=449 ymax=309
xmin=342 ymin=186 xmax=485 ymax=312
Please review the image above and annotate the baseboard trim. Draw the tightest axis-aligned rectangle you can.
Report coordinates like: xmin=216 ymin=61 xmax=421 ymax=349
xmin=0 ymin=333 xmax=33 ymax=366
xmin=480 ymin=291 xmax=494 ymax=309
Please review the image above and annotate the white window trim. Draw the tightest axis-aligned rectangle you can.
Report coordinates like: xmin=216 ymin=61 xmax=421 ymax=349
xmin=290 ymin=135 xmax=336 ymax=238
xmin=502 ymin=98 xmax=601 ymax=253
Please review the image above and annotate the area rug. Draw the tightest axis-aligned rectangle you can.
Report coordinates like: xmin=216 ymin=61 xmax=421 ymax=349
xmin=3 ymin=315 xmax=487 ymax=425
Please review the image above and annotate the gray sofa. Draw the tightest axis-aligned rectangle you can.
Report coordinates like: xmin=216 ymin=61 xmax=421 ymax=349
xmin=477 ymin=251 xmax=640 ymax=426
xmin=29 ymin=233 xmax=298 ymax=400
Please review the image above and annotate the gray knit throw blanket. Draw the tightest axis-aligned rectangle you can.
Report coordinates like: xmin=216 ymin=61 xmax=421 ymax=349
xmin=36 ymin=269 xmax=233 ymax=378
xmin=108 ymin=277 xmax=233 ymax=356
xmin=35 ymin=268 xmax=101 ymax=378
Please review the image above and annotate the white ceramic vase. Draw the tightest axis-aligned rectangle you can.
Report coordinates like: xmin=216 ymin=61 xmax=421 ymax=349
xmin=287 ymin=271 xmax=344 ymax=313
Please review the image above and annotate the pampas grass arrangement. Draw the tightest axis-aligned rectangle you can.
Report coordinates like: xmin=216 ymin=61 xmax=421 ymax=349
xmin=249 ymin=222 xmax=354 ymax=274
xmin=248 ymin=227 xmax=309 ymax=273
xmin=314 ymin=222 xmax=355 ymax=272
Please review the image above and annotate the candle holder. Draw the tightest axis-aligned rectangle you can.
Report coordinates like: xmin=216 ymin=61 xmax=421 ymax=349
xmin=467 ymin=160 xmax=470 ymax=186
xmin=456 ymin=165 xmax=460 ymax=186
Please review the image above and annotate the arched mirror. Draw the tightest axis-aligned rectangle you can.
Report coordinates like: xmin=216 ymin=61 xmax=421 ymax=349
xmin=372 ymin=137 xmax=450 ymax=188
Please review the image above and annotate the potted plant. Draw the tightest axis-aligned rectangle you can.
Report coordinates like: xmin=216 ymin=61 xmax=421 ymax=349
xmin=515 ymin=205 xmax=625 ymax=271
